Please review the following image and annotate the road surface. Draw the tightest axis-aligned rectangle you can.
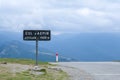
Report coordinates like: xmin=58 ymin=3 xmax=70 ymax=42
xmin=53 ymin=62 xmax=120 ymax=80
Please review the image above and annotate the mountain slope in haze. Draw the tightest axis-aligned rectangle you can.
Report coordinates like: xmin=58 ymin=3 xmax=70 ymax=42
xmin=1 ymin=31 xmax=120 ymax=61
xmin=0 ymin=41 xmax=74 ymax=62
xmin=41 ymin=33 xmax=120 ymax=61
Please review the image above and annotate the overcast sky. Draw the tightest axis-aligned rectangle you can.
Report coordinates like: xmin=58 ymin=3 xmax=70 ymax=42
xmin=0 ymin=0 xmax=120 ymax=35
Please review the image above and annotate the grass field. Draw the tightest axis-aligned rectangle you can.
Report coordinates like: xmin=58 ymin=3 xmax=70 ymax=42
xmin=0 ymin=58 xmax=69 ymax=80
xmin=0 ymin=58 xmax=48 ymax=65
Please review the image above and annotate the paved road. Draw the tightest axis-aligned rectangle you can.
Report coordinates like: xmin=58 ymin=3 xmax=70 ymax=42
xmin=57 ymin=62 xmax=120 ymax=80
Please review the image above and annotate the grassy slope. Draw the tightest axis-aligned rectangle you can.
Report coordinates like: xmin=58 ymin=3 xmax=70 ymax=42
xmin=0 ymin=58 xmax=48 ymax=65
xmin=0 ymin=58 xmax=68 ymax=80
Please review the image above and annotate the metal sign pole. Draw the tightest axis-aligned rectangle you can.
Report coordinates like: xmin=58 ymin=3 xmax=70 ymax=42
xmin=23 ymin=30 xmax=51 ymax=66
xmin=36 ymin=37 xmax=38 ymax=66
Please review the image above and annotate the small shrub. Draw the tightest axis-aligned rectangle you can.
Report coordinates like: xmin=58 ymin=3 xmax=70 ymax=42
xmin=40 ymin=69 xmax=47 ymax=74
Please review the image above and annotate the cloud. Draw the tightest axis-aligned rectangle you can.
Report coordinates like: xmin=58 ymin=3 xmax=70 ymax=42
xmin=76 ymin=8 xmax=105 ymax=17
xmin=0 ymin=0 xmax=120 ymax=34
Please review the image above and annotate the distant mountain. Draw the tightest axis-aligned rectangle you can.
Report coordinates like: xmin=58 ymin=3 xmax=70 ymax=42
xmin=0 ymin=41 xmax=75 ymax=62
xmin=1 ymin=31 xmax=120 ymax=61
xmin=41 ymin=33 xmax=120 ymax=61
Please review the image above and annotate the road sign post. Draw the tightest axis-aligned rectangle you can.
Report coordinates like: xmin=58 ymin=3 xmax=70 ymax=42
xmin=36 ymin=37 xmax=38 ymax=66
xmin=23 ymin=30 xmax=51 ymax=66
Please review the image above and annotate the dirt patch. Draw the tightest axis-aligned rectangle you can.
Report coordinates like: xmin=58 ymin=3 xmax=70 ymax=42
xmin=0 ymin=63 xmax=31 ymax=73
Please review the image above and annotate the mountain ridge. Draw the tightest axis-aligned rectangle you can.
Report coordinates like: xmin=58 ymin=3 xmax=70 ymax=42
xmin=1 ymin=32 xmax=120 ymax=61
xmin=0 ymin=40 xmax=75 ymax=62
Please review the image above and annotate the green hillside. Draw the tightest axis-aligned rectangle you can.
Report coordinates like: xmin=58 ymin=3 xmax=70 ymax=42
xmin=0 ymin=58 xmax=68 ymax=80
